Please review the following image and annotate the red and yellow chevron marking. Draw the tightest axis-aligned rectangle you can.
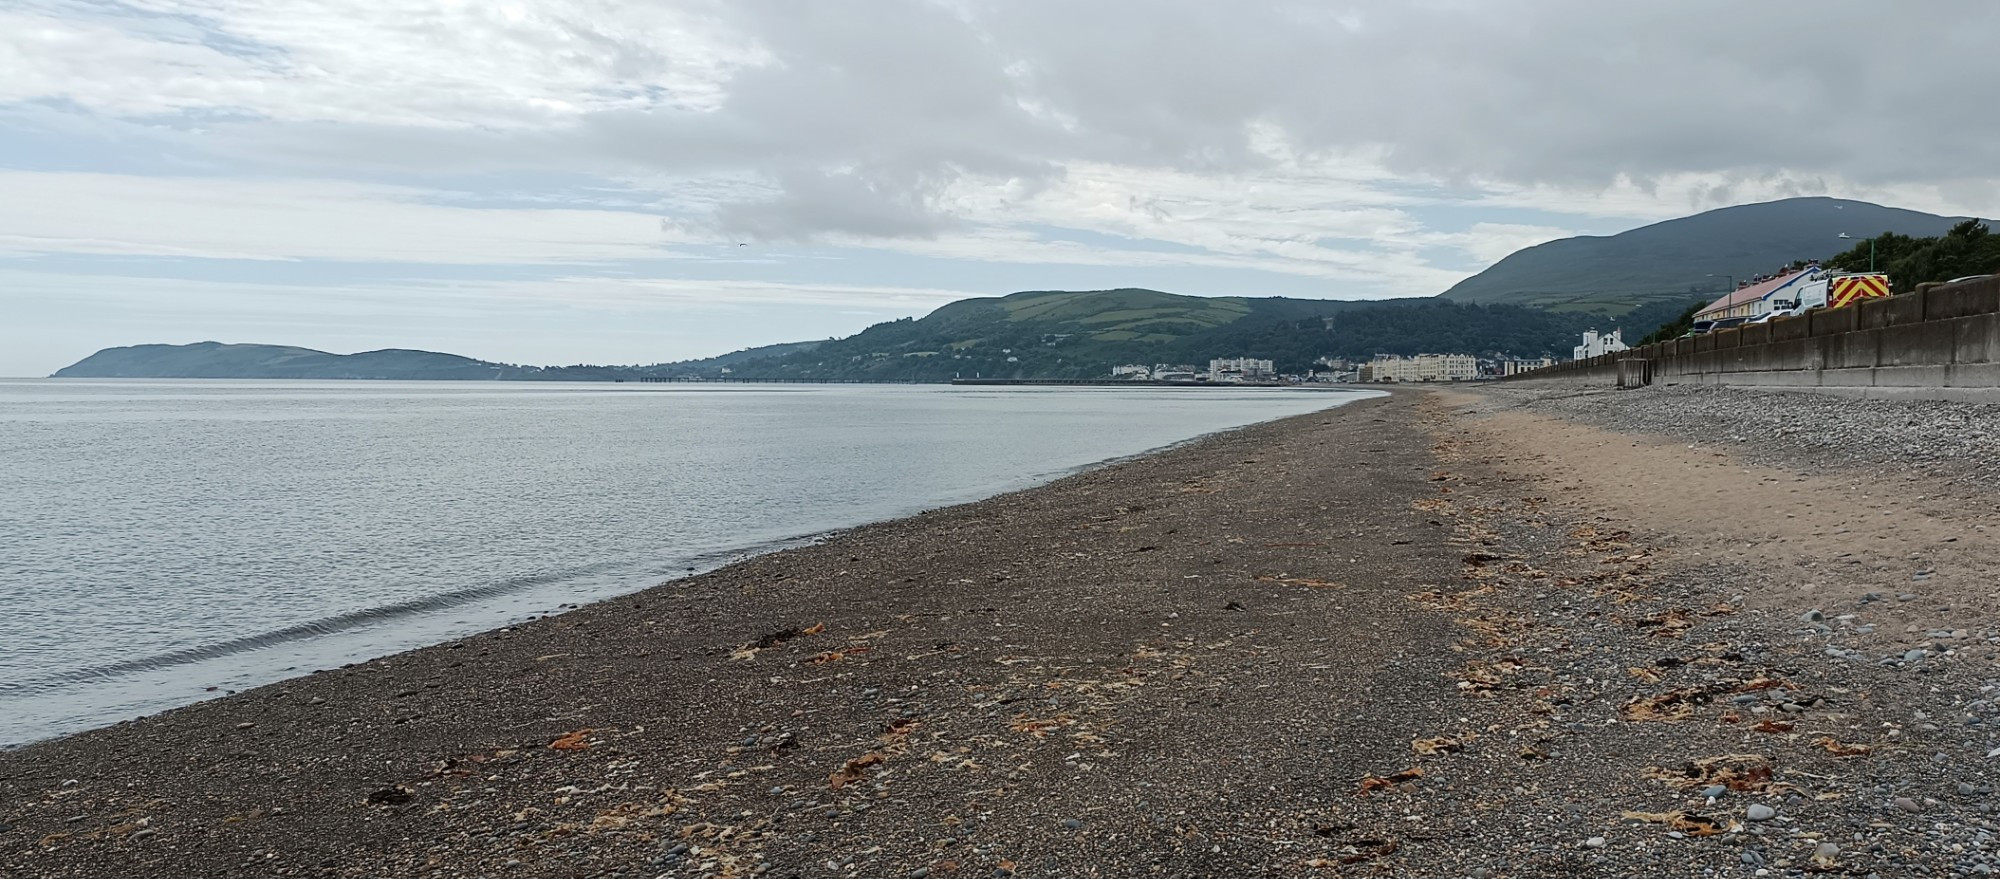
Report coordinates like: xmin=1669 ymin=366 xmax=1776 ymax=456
xmin=1830 ymin=274 xmax=1890 ymax=307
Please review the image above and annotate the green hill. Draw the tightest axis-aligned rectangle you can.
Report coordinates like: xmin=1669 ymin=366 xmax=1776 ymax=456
xmin=1441 ymin=197 xmax=1966 ymax=315
xmin=683 ymin=340 xmax=824 ymax=368
xmin=57 ymin=290 xmax=1698 ymax=384
xmin=708 ymin=288 xmax=1690 ymax=381
xmin=52 ymin=342 xmax=525 ymax=379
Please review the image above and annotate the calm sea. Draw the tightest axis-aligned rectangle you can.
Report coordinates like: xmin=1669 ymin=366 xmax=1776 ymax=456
xmin=0 ymin=379 xmax=1373 ymax=746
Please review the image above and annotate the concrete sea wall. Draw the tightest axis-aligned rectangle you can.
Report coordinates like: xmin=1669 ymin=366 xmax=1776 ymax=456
xmin=1515 ymin=276 xmax=2000 ymax=403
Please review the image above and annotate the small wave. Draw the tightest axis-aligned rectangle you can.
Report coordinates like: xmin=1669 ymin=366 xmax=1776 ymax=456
xmin=4 ymin=539 xmax=806 ymax=692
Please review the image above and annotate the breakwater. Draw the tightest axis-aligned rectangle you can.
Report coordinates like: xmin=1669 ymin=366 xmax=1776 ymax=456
xmin=1517 ymin=275 xmax=2000 ymax=402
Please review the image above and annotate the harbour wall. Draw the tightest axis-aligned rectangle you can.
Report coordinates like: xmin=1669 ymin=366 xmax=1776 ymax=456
xmin=1513 ymin=276 xmax=2000 ymax=404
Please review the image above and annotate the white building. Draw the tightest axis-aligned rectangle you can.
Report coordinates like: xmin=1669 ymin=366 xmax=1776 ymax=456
xmin=1363 ymin=353 xmax=1478 ymax=383
xmin=1208 ymin=357 xmax=1276 ymax=382
xmin=1501 ymin=357 xmax=1555 ymax=376
xmin=1573 ymin=329 xmax=1629 ymax=360
xmin=1110 ymin=364 xmax=1152 ymax=379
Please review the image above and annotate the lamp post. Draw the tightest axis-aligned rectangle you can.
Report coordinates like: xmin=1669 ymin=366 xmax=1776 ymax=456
xmin=1707 ymin=273 xmax=1735 ymax=291
xmin=1837 ymin=233 xmax=1876 ymax=272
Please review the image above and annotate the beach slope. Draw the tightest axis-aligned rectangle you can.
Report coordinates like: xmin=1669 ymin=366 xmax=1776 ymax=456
xmin=9 ymin=387 xmax=2000 ymax=876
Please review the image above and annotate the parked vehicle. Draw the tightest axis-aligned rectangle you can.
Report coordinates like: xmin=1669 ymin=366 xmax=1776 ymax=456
xmin=1765 ymin=271 xmax=1892 ymax=320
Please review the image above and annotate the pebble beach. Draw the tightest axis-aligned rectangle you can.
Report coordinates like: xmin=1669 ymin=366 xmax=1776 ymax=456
xmin=7 ymin=386 xmax=2000 ymax=878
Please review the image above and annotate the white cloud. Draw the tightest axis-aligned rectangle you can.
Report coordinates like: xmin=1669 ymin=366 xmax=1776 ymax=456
xmin=0 ymin=268 xmax=979 ymax=374
xmin=8 ymin=0 xmax=2000 ymax=367
xmin=848 ymin=156 xmax=1470 ymax=294
xmin=0 ymin=266 xmax=977 ymax=313
xmin=1475 ymin=173 xmax=2000 ymax=225
xmin=1 ymin=1 xmax=758 ymax=126
xmin=0 ymin=168 xmax=1470 ymax=294
xmin=1421 ymin=224 xmax=1575 ymax=265
xmin=0 ymin=171 xmax=697 ymax=263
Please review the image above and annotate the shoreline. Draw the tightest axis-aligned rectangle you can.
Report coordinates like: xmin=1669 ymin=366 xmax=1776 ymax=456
xmin=3 ymin=387 xmax=1376 ymax=751
xmin=2 ymin=390 xmax=1378 ymax=751
xmin=4 ymin=393 xmax=1457 ymax=877
xmin=8 ymin=387 xmax=2000 ymax=876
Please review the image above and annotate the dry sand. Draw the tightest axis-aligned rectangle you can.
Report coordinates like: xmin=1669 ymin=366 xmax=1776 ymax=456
xmin=1438 ymin=388 xmax=2000 ymax=635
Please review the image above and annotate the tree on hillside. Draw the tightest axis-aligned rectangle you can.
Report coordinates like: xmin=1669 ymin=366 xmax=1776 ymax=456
xmin=1635 ymin=300 xmax=1712 ymax=345
xmin=1827 ymin=220 xmax=2000 ymax=292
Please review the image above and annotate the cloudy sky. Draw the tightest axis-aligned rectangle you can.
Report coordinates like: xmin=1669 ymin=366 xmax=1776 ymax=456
xmin=4 ymin=1 xmax=1996 ymax=375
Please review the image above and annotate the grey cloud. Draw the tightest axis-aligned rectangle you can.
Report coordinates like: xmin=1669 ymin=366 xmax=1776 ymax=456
xmin=979 ymin=0 xmax=1999 ymax=186
xmin=570 ymin=1 xmax=1076 ymax=238
xmin=711 ymin=165 xmax=963 ymax=239
xmin=128 ymin=0 xmax=2000 ymax=237
xmin=615 ymin=0 xmax=2000 ymax=235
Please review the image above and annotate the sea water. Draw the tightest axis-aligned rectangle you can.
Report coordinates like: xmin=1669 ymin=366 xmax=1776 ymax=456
xmin=0 ymin=379 xmax=1374 ymax=745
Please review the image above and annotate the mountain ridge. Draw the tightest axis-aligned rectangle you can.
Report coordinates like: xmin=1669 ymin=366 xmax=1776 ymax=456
xmin=662 ymin=288 xmax=1687 ymax=381
xmin=52 ymin=342 xmax=520 ymax=380
xmin=1441 ymin=197 xmax=1967 ymax=314
xmin=53 ymin=288 xmax=1671 ymax=382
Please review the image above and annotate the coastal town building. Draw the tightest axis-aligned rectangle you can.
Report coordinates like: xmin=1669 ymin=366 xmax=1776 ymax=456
xmin=1693 ymin=265 xmax=1822 ymax=323
xmin=1361 ymin=353 xmax=1478 ymax=382
xmin=1110 ymin=364 xmax=1151 ymax=379
xmin=1501 ymin=357 xmax=1556 ymax=376
xmin=1573 ymin=329 xmax=1629 ymax=360
xmin=1208 ymin=357 xmax=1276 ymax=382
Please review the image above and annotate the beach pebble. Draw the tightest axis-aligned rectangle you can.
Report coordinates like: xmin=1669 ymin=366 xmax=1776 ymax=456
xmin=1746 ymin=804 xmax=1777 ymax=822
xmin=1893 ymin=797 xmax=1922 ymax=813
xmin=1062 ymin=818 xmax=1084 ymax=830
xmin=1904 ymin=649 xmax=1927 ymax=663
xmin=1702 ymin=784 xmax=1728 ymax=799
xmin=1583 ymin=836 xmax=1606 ymax=849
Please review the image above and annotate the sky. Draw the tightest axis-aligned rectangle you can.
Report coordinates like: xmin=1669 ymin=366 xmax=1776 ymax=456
xmin=4 ymin=1 xmax=1998 ymax=376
